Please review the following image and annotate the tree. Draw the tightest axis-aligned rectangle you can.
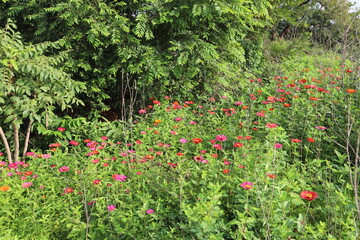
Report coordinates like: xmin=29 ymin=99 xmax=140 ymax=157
xmin=1 ymin=0 xmax=273 ymax=116
xmin=0 ymin=19 xmax=86 ymax=163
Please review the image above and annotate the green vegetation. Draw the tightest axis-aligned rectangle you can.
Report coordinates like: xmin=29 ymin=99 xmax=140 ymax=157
xmin=0 ymin=0 xmax=359 ymax=239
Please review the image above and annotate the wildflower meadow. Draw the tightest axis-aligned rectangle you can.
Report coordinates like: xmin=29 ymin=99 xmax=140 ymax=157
xmin=0 ymin=55 xmax=359 ymax=239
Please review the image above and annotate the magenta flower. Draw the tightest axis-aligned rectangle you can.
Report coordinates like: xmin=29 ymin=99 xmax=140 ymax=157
xmin=215 ymin=135 xmax=227 ymax=142
xmin=57 ymin=127 xmax=66 ymax=132
xmin=25 ymin=152 xmax=35 ymax=156
xmin=59 ymin=166 xmax=70 ymax=172
xmin=146 ymin=209 xmax=155 ymax=214
xmin=22 ymin=182 xmax=32 ymax=188
xmin=174 ymin=117 xmax=183 ymax=122
xmin=112 ymin=174 xmax=128 ymax=181
xmin=315 ymin=126 xmax=327 ymax=130
xmin=234 ymin=101 xmax=243 ymax=106
xmin=240 ymin=182 xmax=253 ymax=190
xmin=108 ymin=205 xmax=116 ymax=211
xmin=274 ymin=143 xmax=283 ymax=148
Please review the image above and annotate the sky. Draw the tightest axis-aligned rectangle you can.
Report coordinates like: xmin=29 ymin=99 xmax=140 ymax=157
xmin=350 ymin=0 xmax=360 ymax=11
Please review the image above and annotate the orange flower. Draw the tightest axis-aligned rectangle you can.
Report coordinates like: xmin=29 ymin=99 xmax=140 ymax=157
xmin=346 ymin=89 xmax=356 ymax=93
xmin=0 ymin=186 xmax=10 ymax=191
xmin=223 ymin=169 xmax=230 ymax=174
xmin=154 ymin=119 xmax=162 ymax=123
xmin=192 ymin=138 xmax=203 ymax=144
xmin=23 ymin=171 xmax=34 ymax=176
xmin=283 ymin=103 xmax=291 ymax=107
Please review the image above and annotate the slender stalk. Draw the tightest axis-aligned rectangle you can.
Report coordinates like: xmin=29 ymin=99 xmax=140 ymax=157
xmin=0 ymin=126 xmax=13 ymax=163
xmin=22 ymin=121 xmax=32 ymax=161
xmin=13 ymin=121 xmax=19 ymax=162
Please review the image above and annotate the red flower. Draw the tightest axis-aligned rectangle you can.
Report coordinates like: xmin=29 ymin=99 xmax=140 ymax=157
xmin=283 ymin=103 xmax=291 ymax=107
xmin=291 ymin=139 xmax=302 ymax=143
xmin=266 ymin=173 xmax=276 ymax=179
xmin=49 ymin=143 xmax=61 ymax=148
xmin=222 ymin=169 xmax=230 ymax=174
xmin=233 ymin=142 xmax=244 ymax=148
xmin=192 ymin=138 xmax=203 ymax=144
xmin=300 ymin=191 xmax=318 ymax=201
xmin=307 ymin=138 xmax=315 ymax=142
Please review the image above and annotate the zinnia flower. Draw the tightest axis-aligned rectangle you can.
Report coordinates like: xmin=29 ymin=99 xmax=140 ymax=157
xmin=274 ymin=143 xmax=283 ymax=148
xmin=290 ymin=139 xmax=302 ymax=143
xmin=192 ymin=138 xmax=203 ymax=144
xmin=346 ymin=89 xmax=356 ymax=93
xmin=215 ymin=135 xmax=227 ymax=142
xmin=64 ymin=187 xmax=74 ymax=194
xmin=240 ymin=182 xmax=253 ymax=190
xmin=59 ymin=166 xmax=70 ymax=172
xmin=0 ymin=186 xmax=10 ymax=191
xmin=112 ymin=174 xmax=128 ymax=181
xmin=22 ymin=182 xmax=32 ymax=188
xmin=266 ymin=123 xmax=278 ymax=128
xmin=179 ymin=138 xmax=188 ymax=143
xmin=108 ymin=205 xmax=116 ymax=211
xmin=57 ymin=127 xmax=66 ymax=132
xmin=146 ymin=209 xmax=155 ymax=214
xmin=300 ymin=191 xmax=318 ymax=201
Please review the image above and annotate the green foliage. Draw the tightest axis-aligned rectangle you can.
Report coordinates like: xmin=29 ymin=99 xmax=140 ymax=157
xmin=0 ymin=61 xmax=359 ymax=239
xmin=0 ymin=19 xmax=86 ymax=160
xmin=0 ymin=0 xmax=274 ymax=109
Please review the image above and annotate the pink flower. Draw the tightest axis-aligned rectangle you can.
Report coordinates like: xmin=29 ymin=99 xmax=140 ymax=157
xmin=234 ymin=101 xmax=243 ymax=106
xmin=138 ymin=109 xmax=146 ymax=114
xmin=59 ymin=166 xmax=70 ymax=172
xmin=92 ymin=159 xmax=100 ymax=164
xmin=112 ymin=174 xmax=128 ymax=181
xmin=108 ymin=205 xmax=116 ymax=211
xmin=42 ymin=154 xmax=51 ymax=159
xmin=146 ymin=209 xmax=155 ymax=214
xmin=266 ymin=123 xmax=278 ymax=128
xmin=315 ymin=126 xmax=327 ymax=130
xmin=179 ymin=138 xmax=188 ymax=143
xmin=20 ymin=176 xmax=27 ymax=180
xmin=256 ymin=112 xmax=265 ymax=117
xmin=240 ymin=182 xmax=253 ymax=190
xmin=215 ymin=135 xmax=227 ymax=142
xmin=274 ymin=143 xmax=283 ymax=148
xmin=26 ymin=152 xmax=35 ymax=156
xmin=101 ymin=136 xmax=108 ymax=141
xmin=8 ymin=163 xmax=18 ymax=169
xmin=22 ymin=182 xmax=32 ymax=188
xmin=189 ymin=121 xmax=197 ymax=125
xmin=174 ymin=117 xmax=183 ymax=122
xmin=57 ymin=127 xmax=66 ymax=132
xmin=0 ymin=152 xmax=4 ymax=156
xmin=93 ymin=179 xmax=101 ymax=185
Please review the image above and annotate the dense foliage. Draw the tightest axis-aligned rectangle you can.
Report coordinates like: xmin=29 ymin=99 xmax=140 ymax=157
xmin=0 ymin=55 xmax=359 ymax=239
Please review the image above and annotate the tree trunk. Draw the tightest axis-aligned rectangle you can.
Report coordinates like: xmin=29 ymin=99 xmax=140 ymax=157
xmin=22 ymin=121 xmax=32 ymax=161
xmin=0 ymin=126 xmax=13 ymax=163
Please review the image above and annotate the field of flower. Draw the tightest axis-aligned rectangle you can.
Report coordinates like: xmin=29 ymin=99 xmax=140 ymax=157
xmin=0 ymin=57 xmax=359 ymax=239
